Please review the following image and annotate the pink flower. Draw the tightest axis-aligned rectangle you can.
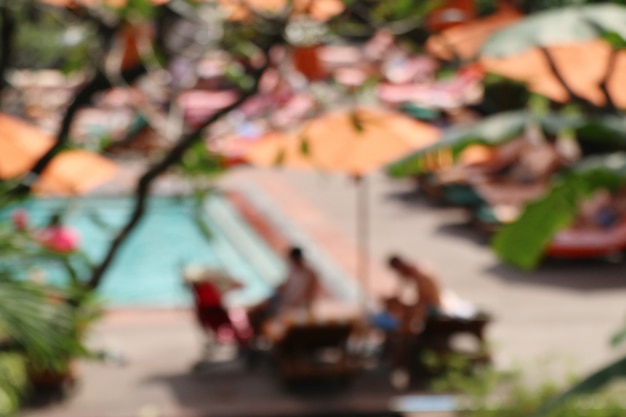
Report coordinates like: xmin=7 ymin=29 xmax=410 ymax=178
xmin=38 ymin=226 xmax=81 ymax=253
xmin=12 ymin=209 xmax=29 ymax=231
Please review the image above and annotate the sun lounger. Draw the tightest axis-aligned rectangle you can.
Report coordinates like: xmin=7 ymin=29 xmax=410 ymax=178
xmin=383 ymin=312 xmax=492 ymax=381
xmin=547 ymin=219 xmax=626 ymax=259
xmin=272 ymin=322 xmax=360 ymax=383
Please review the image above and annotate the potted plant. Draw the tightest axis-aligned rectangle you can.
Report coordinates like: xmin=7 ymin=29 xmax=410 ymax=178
xmin=25 ymin=287 xmax=103 ymax=391
xmin=0 ymin=278 xmax=88 ymax=399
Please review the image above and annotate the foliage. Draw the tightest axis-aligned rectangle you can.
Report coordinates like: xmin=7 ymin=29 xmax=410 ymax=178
xmin=0 ymin=212 xmax=92 ymax=287
xmin=430 ymin=359 xmax=626 ymax=417
xmin=482 ymin=4 xmax=626 ymax=57
xmin=611 ymin=319 xmax=626 ymax=347
xmin=0 ymin=354 xmax=26 ymax=417
xmin=178 ymin=141 xmax=228 ymax=179
xmin=10 ymin=3 xmax=98 ymax=71
xmin=0 ymin=277 xmax=89 ymax=371
xmin=386 ymin=109 xmax=606 ymax=178
xmin=0 ymin=278 xmax=87 ymax=414
xmin=493 ymin=152 xmax=626 ymax=269
xmin=529 ymin=357 xmax=626 ymax=417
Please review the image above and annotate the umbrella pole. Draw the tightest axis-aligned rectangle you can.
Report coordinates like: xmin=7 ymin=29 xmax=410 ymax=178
xmin=356 ymin=175 xmax=369 ymax=302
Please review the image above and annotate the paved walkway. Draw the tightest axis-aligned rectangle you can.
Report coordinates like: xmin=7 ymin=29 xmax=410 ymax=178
xmin=224 ymin=168 xmax=626 ymax=374
xmin=21 ymin=167 xmax=626 ymax=417
xmin=23 ymin=310 xmax=430 ymax=417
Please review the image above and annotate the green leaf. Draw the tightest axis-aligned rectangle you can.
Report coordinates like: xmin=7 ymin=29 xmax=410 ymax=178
xmin=601 ymin=31 xmax=626 ymax=50
xmin=224 ymin=63 xmax=255 ymax=91
xmin=386 ymin=110 xmax=530 ymax=178
xmin=493 ymin=152 xmax=626 ymax=270
xmin=492 ymin=182 xmax=581 ymax=270
xmin=531 ymin=355 xmax=626 ymax=417
xmin=0 ymin=354 xmax=26 ymax=416
xmin=115 ymin=0 xmax=155 ymax=19
xmin=86 ymin=209 xmax=117 ymax=233
xmin=179 ymin=141 xmax=227 ymax=179
xmin=0 ymin=279 xmax=84 ymax=371
xmin=299 ymin=136 xmax=311 ymax=157
xmin=387 ymin=112 xmax=626 ymax=178
xmin=273 ymin=148 xmax=286 ymax=167
xmin=191 ymin=191 xmax=213 ymax=242
xmin=350 ymin=111 xmax=365 ymax=133
xmin=482 ymin=4 xmax=626 ymax=57
xmin=610 ymin=322 xmax=626 ymax=347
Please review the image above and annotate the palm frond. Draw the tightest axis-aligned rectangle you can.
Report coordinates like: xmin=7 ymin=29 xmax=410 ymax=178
xmin=0 ymin=279 xmax=82 ymax=371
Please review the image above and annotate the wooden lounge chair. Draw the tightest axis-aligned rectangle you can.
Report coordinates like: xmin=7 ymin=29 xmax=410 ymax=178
xmin=394 ymin=314 xmax=492 ymax=380
xmin=272 ymin=322 xmax=360 ymax=383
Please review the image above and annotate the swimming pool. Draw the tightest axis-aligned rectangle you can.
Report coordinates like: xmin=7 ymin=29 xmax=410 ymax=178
xmin=4 ymin=196 xmax=284 ymax=308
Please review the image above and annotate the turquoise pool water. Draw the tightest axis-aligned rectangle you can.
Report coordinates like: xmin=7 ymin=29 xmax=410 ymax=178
xmin=4 ymin=196 xmax=282 ymax=307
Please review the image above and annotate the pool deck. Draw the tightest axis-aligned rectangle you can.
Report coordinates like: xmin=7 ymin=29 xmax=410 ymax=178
xmin=21 ymin=167 xmax=626 ymax=417
xmin=224 ymin=169 xmax=626 ymax=374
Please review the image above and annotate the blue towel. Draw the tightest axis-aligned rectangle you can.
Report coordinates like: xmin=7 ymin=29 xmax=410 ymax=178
xmin=370 ymin=312 xmax=399 ymax=331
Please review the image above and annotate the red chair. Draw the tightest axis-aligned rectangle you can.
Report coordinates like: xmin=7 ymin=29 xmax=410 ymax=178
xmin=190 ymin=281 xmax=252 ymax=349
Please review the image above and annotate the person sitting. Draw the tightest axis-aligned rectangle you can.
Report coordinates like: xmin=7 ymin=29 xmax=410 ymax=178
xmin=248 ymin=246 xmax=320 ymax=334
xmin=185 ymin=268 xmax=251 ymax=349
xmin=387 ymin=254 xmax=444 ymax=327
xmin=274 ymin=247 xmax=320 ymax=314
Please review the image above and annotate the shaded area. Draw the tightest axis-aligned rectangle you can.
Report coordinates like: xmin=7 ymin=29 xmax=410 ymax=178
xmin=142 ymin=365 xmax=415 ymax=417
xmin=486 ymin=259 xmax=626 ymax=292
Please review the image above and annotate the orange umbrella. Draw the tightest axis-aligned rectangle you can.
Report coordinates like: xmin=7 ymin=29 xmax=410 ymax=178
xmin=0 ymin=113 xmax=117 ymax=195
xmin=480 ymin=39 xmax=626 ymax=108
xmin=0 ymin=114 xmax=54 ymax=179
xmin=40 ymin=0 xmax=168 ymax=7
xmin=34 ymin=150 xmax=118 ymax=196
xmin=217 ymin=0 xmax=344 ymax=22
xmin=246 ymin=108 xmax=440 ymax=175
xmin=246 ymin=108 xmax=440 ymax=291
xmin=426 ymin=5 xmax=522 ymax=61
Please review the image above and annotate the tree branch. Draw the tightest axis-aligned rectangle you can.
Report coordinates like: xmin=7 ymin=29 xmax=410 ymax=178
xmin=86 ymin=58 xmax=275 ymax=290
xmin=7 ymin=4 xmax=179 ymax=199
xmin=8 ymin=65 xmax=147 ymax=198
xmin=538 ymin=46 xmax=595 ymax=109
xmin=598 ymin=48 xmax=619 ymax=113
xmin=0 ymin=4 xmax=16 ymax=105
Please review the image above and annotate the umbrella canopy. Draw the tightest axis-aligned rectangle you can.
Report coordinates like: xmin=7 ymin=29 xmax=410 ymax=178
xmin=385 ymin=110 xmax=594 ymax=178
xmin=245 ymin=108 xmax=441 ymax=176
xmin=426 ymin=5 xmax=522 ymax=61
xmin=40 ymin=0 xmax=168 ymax=7
xmin=245 ymin=108 xmax=440 ymax=298
xmin=480 ymin=40 xmax=626 ymax=108
xmin=217 ymin=0 xmax=344 ymax=22
xmin=481 ymin=4 xmax=626 ymax=58
xmin=0 ymin=113 xmax=117 ymax=195
xmin=34 ymin=150 xmax=118 ymax=196
xmin=0 ymin=114 xmax=55 ymax=179
xmin=387 ymin=110 xmax=529 ymax=178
